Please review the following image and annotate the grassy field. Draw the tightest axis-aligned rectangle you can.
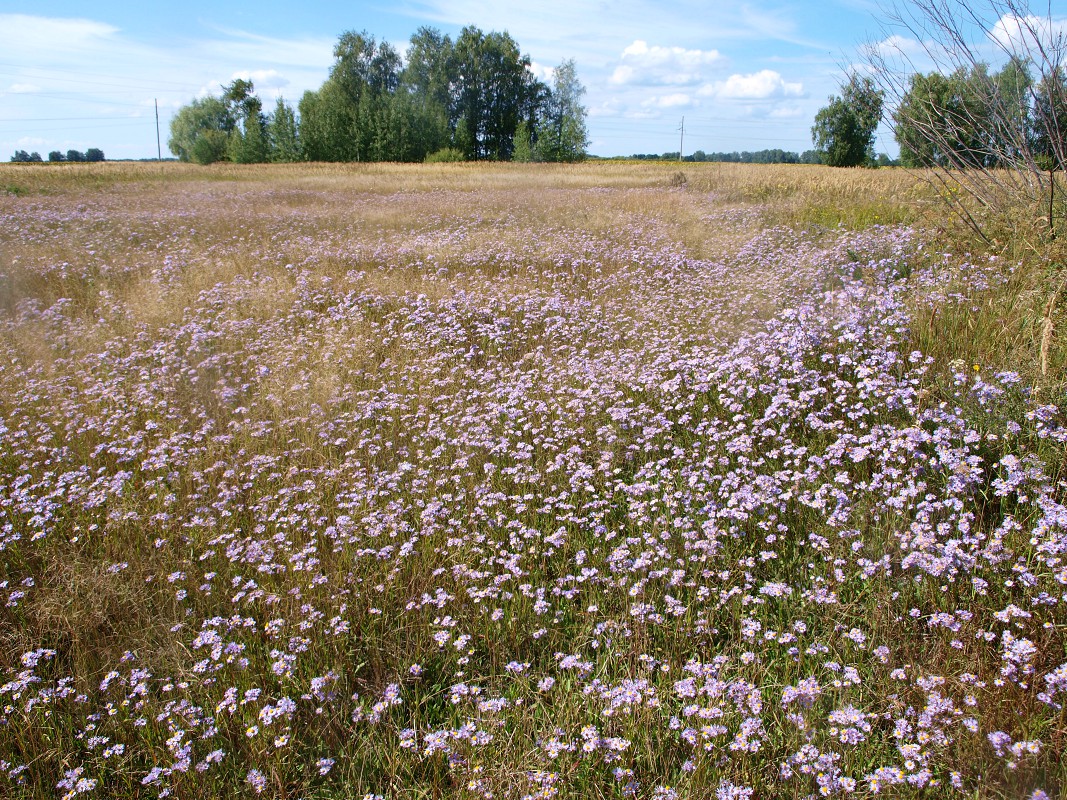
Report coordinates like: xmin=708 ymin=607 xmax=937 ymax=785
xmin=0 ymin=161 xmax=1064 ymax=799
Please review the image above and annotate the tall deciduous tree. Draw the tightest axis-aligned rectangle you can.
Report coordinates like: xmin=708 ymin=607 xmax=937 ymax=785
xmin=168 ymin=96 xmax=235 ymax=164
xmin=812 ymin=75 xmax=884 ymax=167
xmin=453 ymin=27 xmax=545 ymax=160
xmin=535 ymin=59 xmax=589 ymax=162
xmin=223 ymin=79 xmax=269 ymax=164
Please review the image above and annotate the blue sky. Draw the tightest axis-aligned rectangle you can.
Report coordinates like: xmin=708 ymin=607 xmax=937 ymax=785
xmin=1 ymin=1 xmax=1063 ymax=160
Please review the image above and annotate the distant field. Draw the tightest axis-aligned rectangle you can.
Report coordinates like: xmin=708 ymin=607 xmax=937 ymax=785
xmin=0 ymin=162 xmax=1063 ymax=799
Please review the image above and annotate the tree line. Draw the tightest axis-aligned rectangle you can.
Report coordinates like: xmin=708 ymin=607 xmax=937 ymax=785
xmin=813 ymin=57 xmax=1066 ymax=172
xmin=624 ymin=149 xmax=900 ymax=166
xmin=169 ymin=26 xmax=589 ymax=165
xmin=10 ymin=148 xmax=105 ymax=163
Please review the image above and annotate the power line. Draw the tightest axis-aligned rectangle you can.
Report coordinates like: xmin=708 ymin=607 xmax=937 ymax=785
xmin=0 ymin=92 xmax=156 ymax=108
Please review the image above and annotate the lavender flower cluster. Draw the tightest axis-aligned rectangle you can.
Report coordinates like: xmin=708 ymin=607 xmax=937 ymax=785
xmin=0 ymin=186 xmax=1063 ymax=798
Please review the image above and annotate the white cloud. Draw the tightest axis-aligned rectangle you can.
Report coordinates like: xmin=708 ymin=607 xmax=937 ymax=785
xmin=610 ymin=39 xmax=726 ymax=86
xmin=699 ymin=70 xmax=803 ymax=100
xmin=0 ymin=14 xmax=119 ymax=58
xmin=988 ymin=13 xmax=1067 ymax=54
xmin=623 ymin=109 xmax=662 ymax=120
xmin=768 ymin=105 xmax=804 ymax=119
xmin=642 ymin=92 xmax=692 ymax=109
xmin=873 ymin=34 xmax=922 ymax=57
xmin=530 ymin=61 xmax=555 ymax=82
xmin=197 ymin=27 xmax=335 ymax=70
xmin=588 ymin=98 xmax=622 ymax=117
xmin=7 ymin=83 xmax=42 ymax=94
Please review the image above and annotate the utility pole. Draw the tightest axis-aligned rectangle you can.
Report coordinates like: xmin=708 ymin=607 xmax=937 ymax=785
xmin=155 ymin=99 xmax=162 ymax=162
xmin=678 ymin=116 xmax=685 ymax=162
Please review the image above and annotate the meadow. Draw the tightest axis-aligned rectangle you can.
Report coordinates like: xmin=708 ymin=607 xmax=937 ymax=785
xmin=0 ymin=161 xmax=1064 ymax=799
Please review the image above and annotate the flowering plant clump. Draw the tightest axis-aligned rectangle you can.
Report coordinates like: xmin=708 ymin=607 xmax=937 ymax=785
xmin=0 ymin=170 xmax=1062 ymax=798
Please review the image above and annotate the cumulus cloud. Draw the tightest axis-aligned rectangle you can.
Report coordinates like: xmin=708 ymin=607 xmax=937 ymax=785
xmin=529 ymin=61 xmax=555 ymax=82
xmin=609 ymin=40 xmax=726 ymax=86
xmin=698 ymin=70 xmax=803 ymax=100
xmin=988 ymin=13 xmax=1067 ymax=53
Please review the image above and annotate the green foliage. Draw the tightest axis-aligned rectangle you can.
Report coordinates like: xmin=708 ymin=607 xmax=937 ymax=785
xmin=168 ymin=25 xmax=580 ymax=166
xmin=48 ymin=151 xmax=64 ymax=163
xmin=511 ymin=120 xmax=533 ymax=162
xmin=189 ymin=130 xmax=230 ymax=165
xmin=812 ymin=75 xmax=883 ymax=167
xmin=85 ymin=148 xmax=105 ymax=163
xmin=267 ymin=98 xmax=301 ymax=163
xmin=534 ymin=59 xmax=589 ymax=163
xmin=1032 ymin=67 xmax=1067 ymax=166
xmin=894 ymin=67 xmax=998 ymax=168
xmin=168 ymin=96 xmax=235 ymax=163
xmin=424 ymin=147 xmax=465 ymax=163
xmin=453 ymin=26 xmax=546 ymax=160
xmin=10 ymin=150 xmax=43 ymax=163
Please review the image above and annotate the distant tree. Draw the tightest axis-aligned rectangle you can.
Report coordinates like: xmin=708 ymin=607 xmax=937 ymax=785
xmin=223 ymin=79 xmax=268 ymax=164
xmin=190 ymin=131 xmax=231 ymax=165
xmin=168 ymin=96 xmax=236 ymax=163
xmin=512 ymin=120 xmax=533 ymax=162
xmin=27 ymin=151 xmax=42 ymax=162
xmin=453 ymin=27 xmax=545 ymax=160
xmin=66 ymin=149 xmax=86 ymax=163
xmin=534 ymin=59 xmax=589 ymax=162
xmin=865 ymin=0 xmax=1067 ymax=240
xmin=267 ymin=98 xmax=301 ymax=162
xmin=893 ymin=67 xmax=997 ymax=168
xmin=403 ymin=27 xmax=456 ymax=118
xmin=1032 ymin=66 xmax=1067 ymax=167
xmin=331 ymin=30 xmax=402 ymax=101
xmin=85 ymin=148 xmax=105 ymax=162
xmin=812 ymin=74 xmax=884 ymax=167
xmin=48 ymin=151 xmax=64 ymax=162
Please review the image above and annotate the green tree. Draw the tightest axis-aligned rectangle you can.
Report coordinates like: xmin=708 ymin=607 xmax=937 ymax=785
xmin=48 ymin=151 xmax=64 ymax=162
xmin=893 ymin=67 xmax=999 ymax=168
xmin=85 ymin=148 xmax=105 ymax=162
xmin=168 ymin=96 xmax=235 ymax=163
xmin=534 ymin=59 xmax=589 ymax=162
xmin=512 ymin=120 xmax=533 ymax=162
xmin=453 ymin=27 xmax=545 ymax=160
xmin=1032 ymin=66 xmax=1067 ymax=168
xmin=222 ymin=79 xmax=268 ymax=164
xmin=331 ymin=31 xmax=401 ymax=102
xmin=402 ymin=27 xmax=456 ymax=113
xmin=812 ymin=74 xmax=884 ymax=167
xmin=267 ymin=98 xmax=301 ymax=163
xmin=66 ymin=149 xmax=86 ymax=163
